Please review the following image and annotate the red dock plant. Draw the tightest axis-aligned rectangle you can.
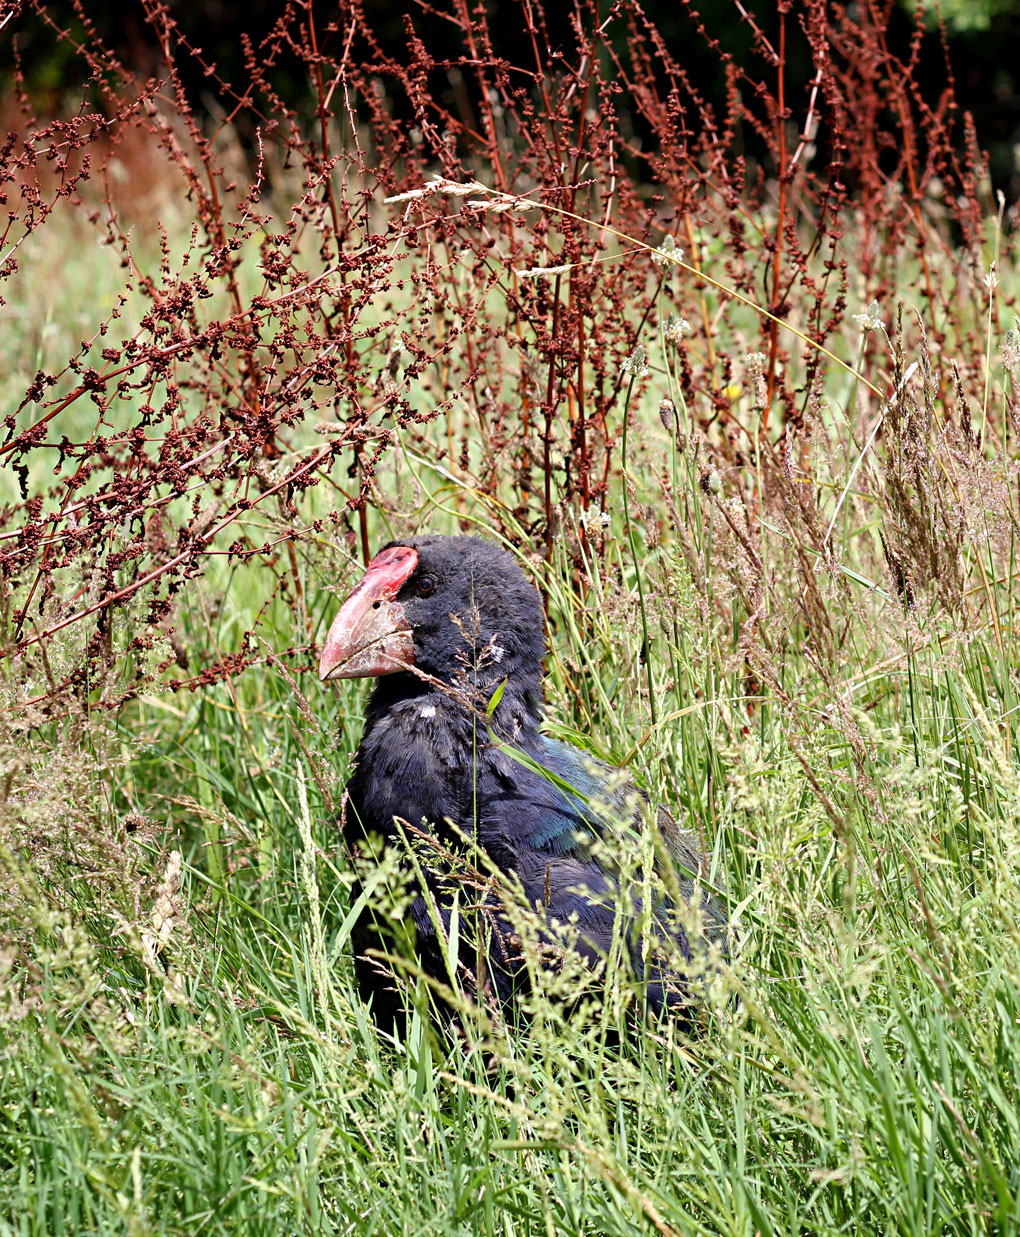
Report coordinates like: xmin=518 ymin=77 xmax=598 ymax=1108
xmin=0 ymin=0 xmax=1005 ymax=719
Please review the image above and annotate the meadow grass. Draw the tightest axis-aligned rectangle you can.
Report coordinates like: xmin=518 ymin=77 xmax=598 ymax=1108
xmin=4 ymin=172 xmax=1020 ymax=1237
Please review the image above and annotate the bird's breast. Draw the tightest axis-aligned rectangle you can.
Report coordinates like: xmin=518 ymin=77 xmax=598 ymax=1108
xmin=347 ymin=695 xmax=480 ymax=842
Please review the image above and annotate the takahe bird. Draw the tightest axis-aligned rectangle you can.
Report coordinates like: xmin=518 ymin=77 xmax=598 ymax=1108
xmin=318 ymin=534 xmax=726 ymax=1029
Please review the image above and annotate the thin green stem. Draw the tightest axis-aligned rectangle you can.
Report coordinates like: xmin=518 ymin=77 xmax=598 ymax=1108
xmin=621 ymin=371 xmax=657 ymax=728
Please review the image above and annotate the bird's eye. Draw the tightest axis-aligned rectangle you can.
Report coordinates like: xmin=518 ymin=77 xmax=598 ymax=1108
xmin=416 ymin=575 xmax=435 ymax=597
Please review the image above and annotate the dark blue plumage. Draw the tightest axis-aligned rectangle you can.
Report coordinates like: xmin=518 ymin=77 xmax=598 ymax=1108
xmin=319 ymin=534 xmax=725 ymax=1029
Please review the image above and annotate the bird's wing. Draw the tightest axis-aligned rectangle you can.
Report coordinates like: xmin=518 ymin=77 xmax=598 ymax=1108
xmin=521 ymin=735 xmax=704 ymax=870
xmin=479 ymin=735 xmax=728 ymax=1012
xmin=485 ymin=733 xmax=728 ymax=937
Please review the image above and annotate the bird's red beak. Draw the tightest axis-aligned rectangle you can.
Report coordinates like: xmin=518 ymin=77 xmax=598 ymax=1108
xmin=318 ymin=545 xmax=419 ymax=681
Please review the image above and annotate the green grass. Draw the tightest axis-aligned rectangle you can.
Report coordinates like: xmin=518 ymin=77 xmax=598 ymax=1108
xmin=4 ymin=181 xmax=1020 ymax=1235
xmin=6 ymin=518 xmax=1020 ymax=1234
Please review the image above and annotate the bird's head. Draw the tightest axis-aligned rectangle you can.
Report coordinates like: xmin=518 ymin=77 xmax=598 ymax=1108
xmin=318 ymin=535 xmax=546 ymax=714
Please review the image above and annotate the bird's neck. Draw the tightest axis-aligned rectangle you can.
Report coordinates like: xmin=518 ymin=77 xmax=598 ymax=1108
xmin=364 ymin=666 xmax=544 ymax=742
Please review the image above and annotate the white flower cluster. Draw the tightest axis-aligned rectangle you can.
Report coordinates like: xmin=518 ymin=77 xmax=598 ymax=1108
xmin=664 ymin=312 xmax=691 ymax=346
xmin=852 ymin=300 xmax=884 ymax=333
xmin=651 ymin=234 xmax=683 ymax=267
xmin=622 ymin=344 xmax=649 ymax=378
